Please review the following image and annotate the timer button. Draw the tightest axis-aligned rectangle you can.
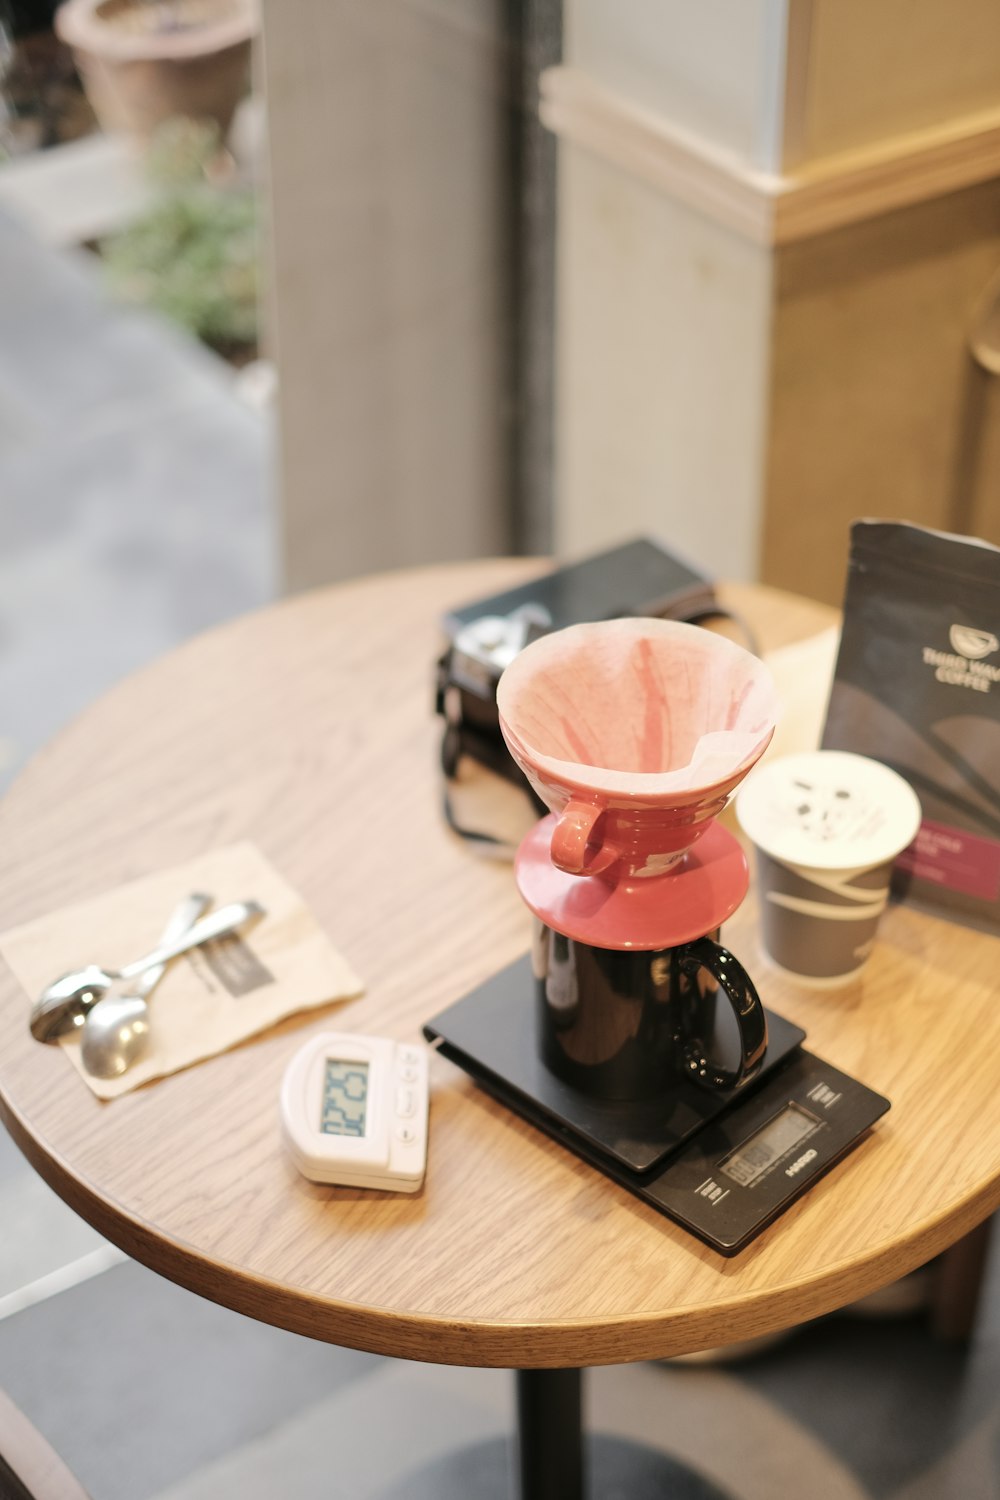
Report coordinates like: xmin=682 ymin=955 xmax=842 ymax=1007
xmin=395 ymin=1123 xmax=416 ymax=1143
xmin=399 ymin=1065 xmax=419 ymax=1083
xmin=395 ymin=1087 xmax=416 ymax=1118
xmin=398 ymin=1047 xmax=421 ymax=1065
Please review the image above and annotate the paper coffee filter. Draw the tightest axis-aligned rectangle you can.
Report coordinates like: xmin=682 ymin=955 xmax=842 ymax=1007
xmin=497 ymin=618 xmax=777 ymax=797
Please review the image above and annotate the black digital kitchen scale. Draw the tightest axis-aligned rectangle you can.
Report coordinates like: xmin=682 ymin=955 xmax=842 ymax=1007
xmin=424 ymin=955 xmax=890 ymax=1256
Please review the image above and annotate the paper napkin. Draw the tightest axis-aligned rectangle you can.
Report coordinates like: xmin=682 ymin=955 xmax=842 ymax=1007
xmin=0 ymin=841 xmax=363 ymax=1099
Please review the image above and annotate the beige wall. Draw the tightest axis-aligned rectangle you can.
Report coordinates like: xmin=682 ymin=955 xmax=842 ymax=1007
xmin=555 ymin=144 xmax=773 ymax=581
xmin=567 ymin=0 xmax=789 ymax=170
xmin=265 ymin=1 xmax=1000 ymax=596
xmin=262 ymin=0 xmax=512 ymax=591
xmin=548 ymin=1 xmax=1000 ymax=603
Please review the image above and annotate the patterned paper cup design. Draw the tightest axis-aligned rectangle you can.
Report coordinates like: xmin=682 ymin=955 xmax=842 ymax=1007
xmin=735 ymin=751 xmax=922 ymax=987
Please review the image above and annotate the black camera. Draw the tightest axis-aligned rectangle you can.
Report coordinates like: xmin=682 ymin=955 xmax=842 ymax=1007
xmin=435 ymin=538 xmax=728 ymax=840
xmin=437 ymin=605 xmax=550 ymax=792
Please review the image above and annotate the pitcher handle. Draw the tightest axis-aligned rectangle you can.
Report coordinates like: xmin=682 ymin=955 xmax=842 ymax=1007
xmin=678 ymin=938 xmax=768 ymax=1091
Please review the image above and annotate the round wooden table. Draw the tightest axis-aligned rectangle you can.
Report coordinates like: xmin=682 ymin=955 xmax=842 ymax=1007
xmin=1 ymin=561 xmax=999 ymax=1499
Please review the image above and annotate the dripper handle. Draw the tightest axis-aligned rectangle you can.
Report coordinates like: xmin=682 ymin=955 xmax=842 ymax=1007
xmin=550 ymin=800 xmax=619 ymax=877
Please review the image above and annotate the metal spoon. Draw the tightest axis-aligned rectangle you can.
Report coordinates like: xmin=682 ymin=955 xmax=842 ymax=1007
xmin=80 ymin=891 xmax=211 ymax=1079
xmin=30 ymin=899 xmax=266 ymax=1043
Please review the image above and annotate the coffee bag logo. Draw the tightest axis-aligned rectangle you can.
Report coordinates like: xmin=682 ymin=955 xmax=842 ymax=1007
xmin=949 ymin=624 xmax=999 ymax=660
xmin=923 ymin=625 xmax=1000 ymax=692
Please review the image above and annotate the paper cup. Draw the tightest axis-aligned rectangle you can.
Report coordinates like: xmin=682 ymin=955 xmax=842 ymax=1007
xmin=735 ymin=751 xmax=922 ymax=987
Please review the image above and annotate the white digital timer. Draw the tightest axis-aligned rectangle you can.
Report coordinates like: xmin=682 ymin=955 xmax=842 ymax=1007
xmin=279 ymin=1032 xmax=429 ymax=1192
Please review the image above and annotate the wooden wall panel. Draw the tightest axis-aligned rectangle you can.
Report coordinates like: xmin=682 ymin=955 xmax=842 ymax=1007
xmin=794 ymin=0 xmax=1000 ymax=165
xmin=761 ymin=181 xmax=1000 ymax=605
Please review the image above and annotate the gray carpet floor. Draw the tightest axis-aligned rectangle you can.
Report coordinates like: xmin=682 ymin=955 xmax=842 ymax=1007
xmin=0 ymin=206 xmax=998 ymax=1500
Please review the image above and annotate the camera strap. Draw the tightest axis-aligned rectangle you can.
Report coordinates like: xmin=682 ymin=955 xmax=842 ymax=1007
xmin=440 ymin=782 xmax=520 ymax=859
xmin=437 ymin=671 xmax=545 ymax=854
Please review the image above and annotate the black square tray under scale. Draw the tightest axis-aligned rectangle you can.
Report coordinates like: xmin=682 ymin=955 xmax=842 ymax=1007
xmin=424 ymin=956 xmax=890 ymax=1255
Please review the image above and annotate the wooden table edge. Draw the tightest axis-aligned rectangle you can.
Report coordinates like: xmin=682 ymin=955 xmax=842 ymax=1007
xmin=6 ymin=1082 xmax=996 ymax=1368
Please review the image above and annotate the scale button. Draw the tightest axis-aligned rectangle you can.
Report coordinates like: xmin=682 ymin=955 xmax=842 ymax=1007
xmin=395 ymin=1123 xmax=416 ymax=1143
xmin=396 ymin=1087 xmax=416 ymax=1118
xmin=808 ymin=1082 xmax=842 ymax=1108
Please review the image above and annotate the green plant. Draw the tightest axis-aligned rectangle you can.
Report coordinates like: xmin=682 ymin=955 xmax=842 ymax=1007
xmin=101 ymin=117 xmax=257 ymax=350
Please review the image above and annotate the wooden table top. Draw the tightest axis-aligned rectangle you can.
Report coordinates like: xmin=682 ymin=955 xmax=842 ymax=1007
xmin=1 ymin=559 xmax=998 ymax=1369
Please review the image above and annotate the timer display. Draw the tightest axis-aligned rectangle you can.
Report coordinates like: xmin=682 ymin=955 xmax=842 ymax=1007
xmin=320 ymin=1059 xmax=370 ymax=1138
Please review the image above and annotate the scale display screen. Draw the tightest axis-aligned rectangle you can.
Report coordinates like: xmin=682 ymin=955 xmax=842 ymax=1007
xmin=721 ymin=1103 xmax=818 ymax=1187
xmin=319 ymin=1059 xmax=370 ymax=1138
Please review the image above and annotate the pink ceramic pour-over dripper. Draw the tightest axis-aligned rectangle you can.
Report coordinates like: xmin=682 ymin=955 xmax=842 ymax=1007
xmin=496 ymin=618 xmax=778 ymax=950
